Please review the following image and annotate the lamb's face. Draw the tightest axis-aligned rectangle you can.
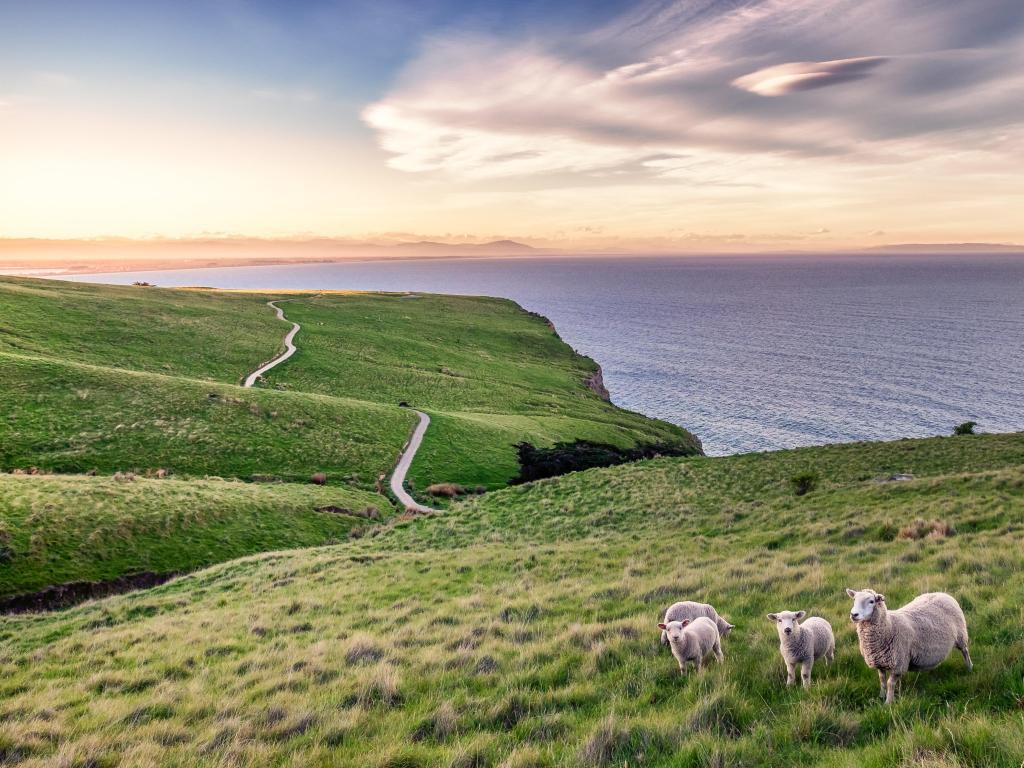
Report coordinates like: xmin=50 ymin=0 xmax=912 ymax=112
xmin=766 ymin=610 xmax=805 ymax=637
xmin=847 ymin=588 xmax=884 ymax=622
xmin=657 ymin=619 xmax=690 ymax=642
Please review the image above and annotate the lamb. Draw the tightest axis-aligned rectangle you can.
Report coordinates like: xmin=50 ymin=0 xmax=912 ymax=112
xmin=660 ymin=601 xmax=734 ymax=646
xmin=657 ymin=616 xmax=724 ymax=674
xmin=766 ymin=610 xmax=835 ymax=688
xmin=846 ymin=588 xmax=972 ymax=704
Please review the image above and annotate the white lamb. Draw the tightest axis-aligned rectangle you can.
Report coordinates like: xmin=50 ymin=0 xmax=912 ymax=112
xmin=660 ymin=601 xmax=734 ymax=646
xmin=847 ymin=588 xmax=972 ymax=704
xmin=657 ymin=616 xmax=723 ymax=674
xmin=766 ymin=610 xmax=835 ymax=688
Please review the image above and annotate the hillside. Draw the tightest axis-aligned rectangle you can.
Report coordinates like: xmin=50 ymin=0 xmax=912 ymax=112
xmin=0 ymin=276 xmax=695 ymax=601
xmin=254 ymin=292 xmax=698 ymax=489
xmin=1 ymin=432 xmax=1021 ymax=766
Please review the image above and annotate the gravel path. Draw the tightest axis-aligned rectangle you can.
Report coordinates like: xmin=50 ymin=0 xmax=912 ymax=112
xmin=243 ymin=300 xmax=300 ymax=387
xmin=390 ymin=410 xmax=437 ymax=513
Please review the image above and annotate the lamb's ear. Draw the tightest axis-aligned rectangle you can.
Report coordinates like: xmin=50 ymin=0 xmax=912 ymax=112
xmin=876 ymin=594 xmax=885 ymax=603
xmin=657 ymin=623 xmax=668 ymax=630
xmin=766 ymin=613 xmax=778 ymax=622
xmin=680 ymin=619 xmax=691 ymax=627
xmin=845 ymin=588 xmax=857 ymax=598
xmin=795 ymin=611 xmax=806 ymax=620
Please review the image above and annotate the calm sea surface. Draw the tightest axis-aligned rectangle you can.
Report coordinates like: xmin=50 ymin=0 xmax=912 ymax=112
xmin=64 ymin=253 xmax=1024 ymax=456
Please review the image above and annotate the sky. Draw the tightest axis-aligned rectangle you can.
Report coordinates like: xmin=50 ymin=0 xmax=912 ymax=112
xmin=2 ymin=0 xmax=1023 ymax=251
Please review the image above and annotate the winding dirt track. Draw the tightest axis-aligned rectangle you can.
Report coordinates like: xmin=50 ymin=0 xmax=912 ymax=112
xmin=243 ymin=300 xmax=300 ymax=387
xmin=244 ymin=298 xmax=437 ymax=512
xmin=390 ymin=410 xmax=437 ymax=513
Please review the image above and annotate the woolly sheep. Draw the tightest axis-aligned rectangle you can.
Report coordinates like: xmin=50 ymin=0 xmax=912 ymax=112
xmin=657 ymin=616 xmax=723 ymax=674
xmin=846 ymin=588 xmax=972 ymax=704
xmin=766 ymin=610 xmax=835 ymax=688
xmin=660 ymin=601 xmax=734 ymax=646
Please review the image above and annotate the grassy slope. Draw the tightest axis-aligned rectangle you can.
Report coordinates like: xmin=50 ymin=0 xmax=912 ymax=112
xmin=2 ymin=433 xmax=1021 ymax=767
xmin=257 ymin=293 xmax=698 ymax=490
xmin=0 ymin=278 xmax=416 ymax=487
xmin=0 ymin=475 xmax=385 ymax=598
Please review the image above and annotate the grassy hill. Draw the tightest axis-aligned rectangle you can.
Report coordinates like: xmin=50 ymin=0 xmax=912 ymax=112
xmin=254 ymin=292 xmax=699 ymax=490
xmin=1 ymin=279 xmax=697 ymax=492
xmin=0 ymin=276 xmax=695 ymax=602
xmin=0 ymin=475 xmax=384 ymax=600
xmin=1 ymin=432 xmax=1021 ymax=766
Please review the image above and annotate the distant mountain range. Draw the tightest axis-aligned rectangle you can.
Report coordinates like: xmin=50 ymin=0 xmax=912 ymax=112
xmin=860 ymin=243 xmax=1023 ymax=253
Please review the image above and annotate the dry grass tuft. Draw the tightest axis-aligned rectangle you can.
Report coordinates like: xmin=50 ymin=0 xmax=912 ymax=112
xmin=898 ymin=518 xmax=956 ymax=540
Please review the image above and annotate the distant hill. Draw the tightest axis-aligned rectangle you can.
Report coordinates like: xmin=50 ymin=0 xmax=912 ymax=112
xmin=862 ymin=242 xmax=1024 ymax=253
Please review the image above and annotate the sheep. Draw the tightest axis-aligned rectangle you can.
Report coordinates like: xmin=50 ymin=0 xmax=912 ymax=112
xmin=657 ymin=616 xmax=723 ymax=674
xmin=846 ymin=588 xmax=972 ymax=704
xmin=660 ymin=601 xmax=734 ymax=646
xmin=766 ymin=610 xmax=835 ymax=688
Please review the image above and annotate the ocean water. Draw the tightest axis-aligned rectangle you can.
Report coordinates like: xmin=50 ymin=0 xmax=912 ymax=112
xmin=64 ymin=253 xmax=1024 ymax=456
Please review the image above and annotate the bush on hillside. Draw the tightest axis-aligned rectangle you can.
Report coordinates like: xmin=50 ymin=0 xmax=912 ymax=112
xmin=953 ymin=421 xmax=978 ymax=436
xmin=512 ymin=439 xmax=699 ymax=484
xmin=789 ymin=471 xmax=818 ymax=496
xmin=426 ymin=483 xmax=466 ymax=498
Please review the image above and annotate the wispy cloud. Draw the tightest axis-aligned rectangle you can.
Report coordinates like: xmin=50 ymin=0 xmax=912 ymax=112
xmin=363 ymin=0 xmax=1024 ymax=180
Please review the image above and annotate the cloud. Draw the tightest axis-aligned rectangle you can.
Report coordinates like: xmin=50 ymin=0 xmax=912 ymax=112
xmin=732 ymin=57 xmax=888 ymax=96
xmin=363 ymin=0 xmax=1024 ymax=180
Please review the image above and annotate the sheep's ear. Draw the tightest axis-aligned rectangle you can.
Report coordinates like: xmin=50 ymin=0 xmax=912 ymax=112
xmin=680 ymin=619 xmax=691 ymax=627
xmin=876 ymin=594 xmax=885 ymax=603
xmin=766 ymin=613 xmax=778 ymax=622
xmin=795 ymin=611 xmax=806 ymax=620
xmin=845 ymin=588 xmax=857 ymax=598
xmin=657 ymin=623 xmax=668 ymax=630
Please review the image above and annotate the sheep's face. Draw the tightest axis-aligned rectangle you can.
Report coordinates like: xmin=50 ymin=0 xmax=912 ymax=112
xmin=767 ymin=610 xmax=805 ymax=637
xmin=657 ymin=619 xmax=690 ymax=642
xmin=847 ymin=588 xmax=884 ymax=622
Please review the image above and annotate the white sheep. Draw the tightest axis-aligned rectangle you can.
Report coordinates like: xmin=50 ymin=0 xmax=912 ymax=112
xmin=846 ymin=588 xmax=972 ymax=704
xmin=657 ymin=616 xmax=723 ymax=673
xmin=660 ymin=601 xmax=734 ymax=646
xmin=766 ymin=610 xmax=835 ymax=688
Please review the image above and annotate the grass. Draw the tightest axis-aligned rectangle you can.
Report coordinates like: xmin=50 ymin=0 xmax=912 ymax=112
xmin=0 ymin=432 xmax=1021 ymax=766
xmin=0 ymin=475 xmax=388 ymax=599
xmin=0 ymin=352 xmax=415 ymax=486
xmin=1 ymin=279 xmax=696 ymax=495
xmin=255 ymin=293 xmax=699 ymax=489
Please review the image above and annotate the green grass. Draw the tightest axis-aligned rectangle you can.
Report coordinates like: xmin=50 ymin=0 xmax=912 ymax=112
xmin=1 ymin=279 xmax=695 ymax=494
xmin=0 ymin=475 xmax=388 ymax=598
xmin=0 ymin=277 xmax=283 ymax=382
xmin=1 ymin=433 xmax=1021 ymax=766
xmin=0 ymin=352 xmax=415 ymax=486
xmin=256 ymin=293 xmax=698 ymax=489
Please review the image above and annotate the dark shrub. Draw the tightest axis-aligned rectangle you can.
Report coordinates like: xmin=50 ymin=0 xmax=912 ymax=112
xmin=953 ymin=421 xmax=977 ymax=436
xmin=790 ymin=472 xmax=818 ymax=496
xmin=513 ymin=439 xmax=699 ymax=483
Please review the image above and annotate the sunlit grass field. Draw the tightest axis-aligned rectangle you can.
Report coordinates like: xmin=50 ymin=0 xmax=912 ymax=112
xmin=256 ymin=293 xmax=699 ymax=490
xmin=1 ymin=433 xmax=1021 ymax=766
xmin=0 ymin=474 xmax=389 ymax=599
xmin=0 ymin=278 xmax=695 ymax=494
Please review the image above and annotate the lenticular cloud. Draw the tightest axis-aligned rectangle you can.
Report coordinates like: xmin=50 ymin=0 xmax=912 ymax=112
xmin=732 ymin=57 xmax=889 ymax=97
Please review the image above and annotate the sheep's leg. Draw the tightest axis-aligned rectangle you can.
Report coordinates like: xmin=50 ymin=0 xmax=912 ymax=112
xmin=826 ymin=645 xmax=835 ymax=664
xmin=661 ymin=630 xmax=668 ymax=646
xmin=713 ymin=640 xmax=724 ymax=664
xmin=885 ymin=672 xmax=900 ymax=704
xmin=800 ymin=660 xmax=813 ymax=689
xmin=786 ymin=661 xmax=797 ymax=687
xmin=877 ymin=670 xmax=887 ymax=700
xmin=694 ymin=657 xmax=703 ymax=673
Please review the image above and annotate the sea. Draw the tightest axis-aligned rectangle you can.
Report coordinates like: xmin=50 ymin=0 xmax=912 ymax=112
xmin=61 ymin=253 xmax=1024 ymax=456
